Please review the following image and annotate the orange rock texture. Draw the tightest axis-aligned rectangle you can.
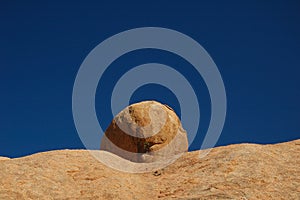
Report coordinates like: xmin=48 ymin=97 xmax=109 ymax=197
xmin=0 ymin=140 xmax=299 ymax=199
xmin=100 ymin=101 xmax=188 ymax=162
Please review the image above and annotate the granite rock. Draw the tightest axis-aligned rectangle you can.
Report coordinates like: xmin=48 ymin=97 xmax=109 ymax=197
xmin=0 ymin=140 xmax=299 ymax=199
xmin=100 ymin=101 xmax=188 ymax=162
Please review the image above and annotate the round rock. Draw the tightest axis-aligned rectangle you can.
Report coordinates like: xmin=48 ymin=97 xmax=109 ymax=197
xmin=100 ymin=101 xmax=188 ymax=163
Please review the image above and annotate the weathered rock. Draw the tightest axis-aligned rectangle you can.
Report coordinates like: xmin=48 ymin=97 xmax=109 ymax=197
xmin=0 ymin=140 xmax=299 ymax=199
xmin=0 ymin=157 xmax=9 ymax=161
xmin=100 ymin=101 xmax=188 ymax=162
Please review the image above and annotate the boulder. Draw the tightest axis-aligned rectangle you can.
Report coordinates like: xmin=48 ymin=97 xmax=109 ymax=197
xmin=100 ymin=101 xmax=188 ymax=162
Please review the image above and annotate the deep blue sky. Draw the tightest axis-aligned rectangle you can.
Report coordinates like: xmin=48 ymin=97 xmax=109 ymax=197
xmin=1 ymin=1 xmax=299 ymax=158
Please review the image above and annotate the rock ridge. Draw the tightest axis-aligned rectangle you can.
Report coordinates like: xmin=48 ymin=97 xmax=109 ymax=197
xmin=0 ymin=139 xmax=299 ymax=199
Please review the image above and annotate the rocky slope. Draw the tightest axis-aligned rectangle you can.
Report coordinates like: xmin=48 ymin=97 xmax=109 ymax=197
xmin=0 ymin=139 xmax=299 ymax=199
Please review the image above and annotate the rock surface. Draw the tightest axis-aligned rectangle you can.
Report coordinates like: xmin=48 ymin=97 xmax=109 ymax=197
xmin=0 ymin=157 xmax=9 ymax=161
xmin=0 ymin=140 xmax=300 ymax=199
xmin=100 ymin=101 xmax=188 ymax=162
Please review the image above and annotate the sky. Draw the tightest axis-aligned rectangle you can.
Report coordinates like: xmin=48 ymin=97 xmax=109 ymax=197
xmin=0 ymin=0 xmax=300 ymax=158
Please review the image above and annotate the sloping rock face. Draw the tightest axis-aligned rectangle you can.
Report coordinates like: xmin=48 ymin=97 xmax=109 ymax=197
xmin=0 ymin=140 xmax=300 ymax=199
xmin=100 ymin=101 xmax=188 ymax=162
xmin=0 ymin=157 xmax=9 ymax=161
